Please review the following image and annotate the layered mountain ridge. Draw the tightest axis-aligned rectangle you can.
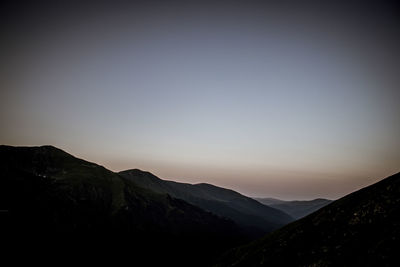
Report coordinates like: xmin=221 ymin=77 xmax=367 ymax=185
xmin=120 ymin=168 xmax=293 ymax=235
xmin=255 ymin=197 xmax=333 ymax=219
xmin=3 ymin=145 xmax=398 ymax=266
xmin=0 ymin=145 xmax=246 ymax=266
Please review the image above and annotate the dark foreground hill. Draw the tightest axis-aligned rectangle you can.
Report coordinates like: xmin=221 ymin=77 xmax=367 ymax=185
xmin=216 ymin=172 xmax=400 ymax=267
xmin=119 ymin=169 xmax=292 ymax=236
xmin=255 ymin=197 xmax=333 ymax=219
xmin=0 ymin=145 xmax=248 ymax=266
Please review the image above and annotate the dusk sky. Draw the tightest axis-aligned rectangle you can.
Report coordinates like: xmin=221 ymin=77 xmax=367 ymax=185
xmin=2 ymin=1 xmax=399 ymax=199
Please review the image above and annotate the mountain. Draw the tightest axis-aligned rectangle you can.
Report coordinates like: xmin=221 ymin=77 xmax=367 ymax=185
xmin=255 ymin=197 xmax=333 ymax=219
xmin=254 ymin=197 xmax=287 ymax=205
xmin=119 ymin=169 xmax=293 ymax=235
xmin=216 ymin=172 xmax=400 ymax=267
xmin=0 ymin=145 xmax=248 ymax=266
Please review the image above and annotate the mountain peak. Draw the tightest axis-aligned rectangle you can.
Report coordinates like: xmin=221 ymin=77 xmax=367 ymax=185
xmin=120 ymin=168 xmax=149 ymax=174
xmin=119 ymin=168 xmax=163 ymax=182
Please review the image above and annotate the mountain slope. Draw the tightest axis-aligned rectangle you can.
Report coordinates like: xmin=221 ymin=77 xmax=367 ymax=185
xmin=0 ymin=145 xmax=247 ymax=266
xmin=119 ymin=169 xmax=293 ymax=235
xmin=255 ymin=197 xmax=333 ymax=219
xmin=216 ymin=172 xmax=400 ymax=267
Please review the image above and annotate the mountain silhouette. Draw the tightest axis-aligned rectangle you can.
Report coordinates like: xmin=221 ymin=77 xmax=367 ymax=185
xmin=216 ymin=172 xmax=400 ymax=266
xmin=0 ymin=145 xmax=248 ymax=266
xmin=119 ymin=169 xmax=293 ymax=236
xmin=255 ymin=197 xmax=333 ymax=219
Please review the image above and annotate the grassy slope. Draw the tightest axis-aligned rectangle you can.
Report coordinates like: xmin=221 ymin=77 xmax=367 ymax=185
xmin=119 ymin=169 xmax=293 ymax=235
xmin=0 ymin=145 xmax=247 ymax=266
xmin=216 ymin=172 xmax=400 ymax=267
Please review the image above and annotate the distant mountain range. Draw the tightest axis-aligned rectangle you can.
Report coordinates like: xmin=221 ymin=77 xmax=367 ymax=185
xmin=3 ymin=145 xmax=398 ymax=266
xmin=216 ymin=172 xmax=400 ymax=266
xmin=254 ymin=197 xmax=333 ymax=219
xmin=120 ymin=169 xmax=293 ymax=235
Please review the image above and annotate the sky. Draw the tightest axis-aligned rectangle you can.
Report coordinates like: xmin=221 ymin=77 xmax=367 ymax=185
xmin=1 ymin=1 xmax=400 ymax=200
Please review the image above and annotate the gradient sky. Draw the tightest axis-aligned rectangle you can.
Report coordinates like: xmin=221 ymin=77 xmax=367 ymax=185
xmin=1 ymin=1 xmax=399 ymax=199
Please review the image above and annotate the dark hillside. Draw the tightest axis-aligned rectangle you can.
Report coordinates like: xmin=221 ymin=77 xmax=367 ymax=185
xmin=0 ymin=145 xmax=247 ymax=266
xmin=216 ymin=172 xmax=400 ymax=266
xmin=120 ymin=169 xmax=293 ymax=236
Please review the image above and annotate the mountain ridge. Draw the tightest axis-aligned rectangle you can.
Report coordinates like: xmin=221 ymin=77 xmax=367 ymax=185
xmin=119 ymin=168 xmax=293 ymax=235
xmin=255 ymin=197 xmax=333 ymax=219
xmin=0 ymin=145 xmax=248 ymax=266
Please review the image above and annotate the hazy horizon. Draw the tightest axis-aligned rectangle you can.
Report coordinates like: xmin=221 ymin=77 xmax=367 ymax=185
xmin=1 ymin=1 xmax=399 ymax=200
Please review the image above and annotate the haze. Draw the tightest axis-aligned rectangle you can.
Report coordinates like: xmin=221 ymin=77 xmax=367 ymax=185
xmin=1 ymin=1 xmax=399 ymax=200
